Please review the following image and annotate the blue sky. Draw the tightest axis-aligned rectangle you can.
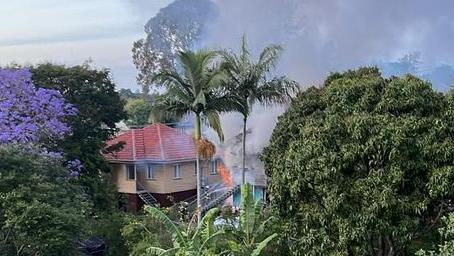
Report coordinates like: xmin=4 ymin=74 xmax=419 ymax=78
xmin=0 ymin=0 xmax=173 ymax=89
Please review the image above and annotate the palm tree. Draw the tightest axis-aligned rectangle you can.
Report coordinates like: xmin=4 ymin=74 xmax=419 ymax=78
xmin=220 ymin=36 xmax=299 ymax=184
xmin=153 ymin=49 xmax=241 ymax=222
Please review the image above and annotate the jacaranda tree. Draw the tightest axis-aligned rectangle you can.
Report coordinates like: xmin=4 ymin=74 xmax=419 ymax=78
xmin=0 ymin=68 xmax=76 ymax=144
xmin=262 ymin=67 xmax=454 ymax=255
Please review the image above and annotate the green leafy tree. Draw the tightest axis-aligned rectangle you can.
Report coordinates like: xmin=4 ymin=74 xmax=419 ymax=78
xmin=0 ymin=145 xmax=91 ymax=255
xmin=30 ymin=63 xmax=127 ymax=206
xmin=132 ymin=0 xmax=216 ymax=93
xmin=221 ymin=36 xmax=298 ymax=184
xmin=125 ymin=98 xmax=153 ymax=126
xmin=30 ymin=63 xmax=129 ymax=255
xmin=118 ymin=88 xmax=141 ymax=101
xmin=416 ymin=213 xmax=454 ymax=256
xmin=153 ymin=50 xmax=241 ymax=222
xmin=262 ymin=67 xmax=454 ymax=255
xmin=30 ymin=63 xmax=127 ymax=176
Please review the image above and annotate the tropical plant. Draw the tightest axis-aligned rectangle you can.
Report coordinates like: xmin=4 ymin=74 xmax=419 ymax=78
xmin=223 ymin=184 xmax=278 ymax=256
xmin=140 ymin=206 xmax=225 ymax=255
xmin=220 ymin=36 xmax=298 ymax=184
xmin=129 ymin=184 xmax=277 ymax=256
xmin=262 ymin=67 xmax=454 ymax=255
xmin=153 ymin=49 xmax=241 ymax=222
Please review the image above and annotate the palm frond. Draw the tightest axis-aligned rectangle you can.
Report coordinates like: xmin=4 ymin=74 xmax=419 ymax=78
xmin=204 ymin=111 xmax=224 ymax=142
xmin=240 ymin=34 xmax=251 ymax=65
xmin=256 ymin=44 xmax=283 ymax=74
xmin=152 ymin=96 xmax=191 ymax=120
xmin=254 ymin=77 xmax=299 ymax=106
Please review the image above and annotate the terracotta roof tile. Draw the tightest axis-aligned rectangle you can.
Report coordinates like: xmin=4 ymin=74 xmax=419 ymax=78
xmin=104 ymin=124 xmax=196 ymax=163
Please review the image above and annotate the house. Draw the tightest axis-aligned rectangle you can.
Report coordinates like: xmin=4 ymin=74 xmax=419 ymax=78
xmin=104 ymin=124 xmax=223 ymax=211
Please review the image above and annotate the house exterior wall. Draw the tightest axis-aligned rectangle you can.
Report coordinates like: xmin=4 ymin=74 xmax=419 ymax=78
xmin=110 ymin=160 xmax=223 ymax=195
xmin=111 ymin=163 xmax=136 ymax=193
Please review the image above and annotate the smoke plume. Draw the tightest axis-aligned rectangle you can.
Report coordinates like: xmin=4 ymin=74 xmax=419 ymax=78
xmin=200 ymin=0 xmax=454 ymax=158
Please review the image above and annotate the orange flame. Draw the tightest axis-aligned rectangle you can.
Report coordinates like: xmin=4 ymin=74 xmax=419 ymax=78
xmin=218 ymin=163 xmax=233 ymax=187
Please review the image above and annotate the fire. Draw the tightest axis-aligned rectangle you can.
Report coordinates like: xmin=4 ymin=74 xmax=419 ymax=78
xmin=218 ymin=162 xmax=233 ymax=187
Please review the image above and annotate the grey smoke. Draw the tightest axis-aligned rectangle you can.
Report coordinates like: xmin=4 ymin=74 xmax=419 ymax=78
xmin=129 ymin=0 xmax=454 ymax=180
xmin=199 ymin=0 xmax=454 ymax=157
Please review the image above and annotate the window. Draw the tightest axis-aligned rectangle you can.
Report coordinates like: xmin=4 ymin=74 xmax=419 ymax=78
xmin=127 ymin=165 xmax=136 ymax=180
xmin=211 ymin=160 xmax=218 ymax=174
xmin=174 ymin=164 xmax=181 ymax=179
xmin=194 ymin=162 xmax=197 ymax=175
xmin=146 ymin=164 xmax=155 ymax=179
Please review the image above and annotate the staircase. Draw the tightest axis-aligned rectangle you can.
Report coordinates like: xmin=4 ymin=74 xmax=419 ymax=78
xmin=200 ymin=185 xmax=241 ymax=214
xmin=137 ymin=182 xmax=158 ymax=206
xmin=138 ymin=191 xmax=158 ymax=205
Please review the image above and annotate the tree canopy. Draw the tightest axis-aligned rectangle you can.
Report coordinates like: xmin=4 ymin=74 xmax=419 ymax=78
xmin=30 ymin=63 xmax=127 ymax=176
xmin=0 ymin=68 xmax=76 ymax=144
xmin=0 ymin=145 xmax=90 ymax=255
xmin=132 ymin=0 xmax=216 ymax=93
xmin=262 ymin=67 xmax=454 ymax=255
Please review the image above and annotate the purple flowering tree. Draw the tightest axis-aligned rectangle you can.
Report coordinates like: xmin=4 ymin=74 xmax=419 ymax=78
xmin=0 ymin=68 xmax=77 ymax=144
xmin=0 ymin=68 xmax=82 ymax=176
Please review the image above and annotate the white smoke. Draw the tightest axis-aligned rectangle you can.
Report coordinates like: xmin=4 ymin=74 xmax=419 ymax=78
xmin=200 ymin=0 xmax=454 ymax=159
xmin=129 ymin=0 xmax=454 ymax=184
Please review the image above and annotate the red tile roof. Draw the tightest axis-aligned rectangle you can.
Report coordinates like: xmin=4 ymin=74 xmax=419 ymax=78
xmin=104 ymin=124 xmax=196 ymax=163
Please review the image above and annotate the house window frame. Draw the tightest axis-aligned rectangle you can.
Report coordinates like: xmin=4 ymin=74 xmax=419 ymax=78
xmin=146 ymin=164 xmax=155 ymax=180
xmin=127 ymin=164 xmax=136 ymax=180
xmin=210 ymin=159 xmax=218 ymax=175
xmin=174 ymin=164 xmax=182 ymax=179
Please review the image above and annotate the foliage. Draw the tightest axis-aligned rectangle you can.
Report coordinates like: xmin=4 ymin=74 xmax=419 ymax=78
xmin=125 ymin=98 xmax=153 ymax=126
xmin=223 ymin=184 xmax=278 ymax=256
xmin=133 ymin=206 xmax=225 ymax=255
xmin=153 ymin=49 xmax=241 ymax=141
xmin=128 ymin=184 xmax=277 ymax=255
xmin=220 ymin=36 xmax=298 ymax=184
xmin=262 ymin=67 xmax=454 ymax=255
xmin=416 ymin=213 xmax=454 ymax=256
xmin=30 ymin=63 xmax=129 ymax=255
xmin=122 ymin=211 xmax=174 ymax=256
xmin=118 ymin=88 xmax=141 ymax=101
xmin=132 ymin=0 xmax=216 ymax=93
xmin=0 ymin=145 xmax=91 ymax=255
xmin=153 ymin=49 xmax=242 ymax=221
xmin=30 ymin=63 xmax=127 ymax=176
xmin=0 ymin=68 xmax=76 ymax=144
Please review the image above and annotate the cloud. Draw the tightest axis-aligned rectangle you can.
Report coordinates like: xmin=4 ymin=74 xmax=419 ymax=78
xmin=0 ymin=0 xmax=173 ymax=88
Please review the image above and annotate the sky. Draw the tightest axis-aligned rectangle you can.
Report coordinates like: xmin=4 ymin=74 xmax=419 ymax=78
xmin=0 ymin=0 xmax=173 ymax=90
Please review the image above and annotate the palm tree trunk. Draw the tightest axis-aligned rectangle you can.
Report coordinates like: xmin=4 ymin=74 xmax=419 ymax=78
xmin=195 ymin=113 xmax=202 ymax=223
xmin=242 ymin=116 xmax=247 ymax=184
